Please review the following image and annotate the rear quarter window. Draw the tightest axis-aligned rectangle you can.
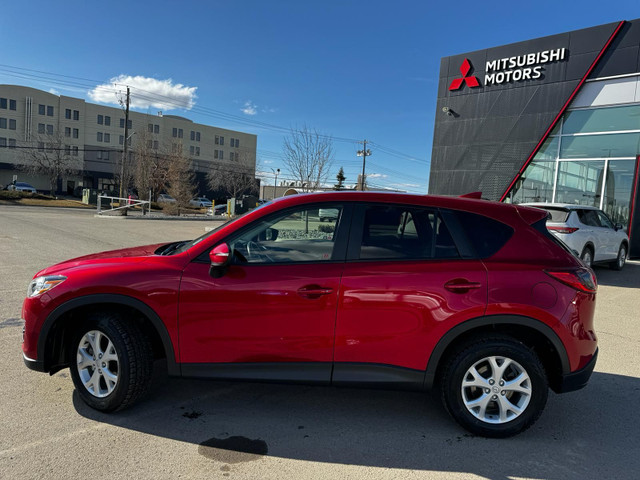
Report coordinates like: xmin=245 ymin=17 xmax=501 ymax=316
xmin=452 ymin=210 xmax=514 ymax=258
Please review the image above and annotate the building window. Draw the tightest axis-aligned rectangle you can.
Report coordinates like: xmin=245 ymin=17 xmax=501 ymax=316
xmin=195 ymin=146 xmax=200 ymax=156
xmin=220 ymin=136 xmax=224 ymax=146
xmin=172 ymin=127 xmax=177 ymax=137
xmin=38 ymin=123 xmax=45 ymax=134
xmin=104 ymin=151 xmax=109 ymax=160
xmin=73 ymin=128 xmax=79 ymax=139
xmin=196 ymin=132 xmax=200 ymax=142
xmin=219 ymin=150 xmax=224 ymax=160
xmin=72 ymin=146 xmax=78 ymax=156
xmin=215 ymin=135 xmax=219 ymax=145
xmin=9 ymin=99 xmax=16 ymax=111
xmin=65 ymin=109 xmax=71 ymax=119
xmin=154 ymin=124 xmax=159 ymax=134
xmin=65 ymin=145 xmax=71 ymax=155
xmin=0 ymin=98 xmax=6 ymax=109
xmin=148 ymin=123 xmax=153 ymax=133
xmin=9 ymin=119 xmax=16 ymax=130
xmin=8 ymin=138 xmax=16 ymax=149
xmin=214 ymin=149 xmax=218 ymax=159
xmin=235 ymin=138 xmax=239 ymax=148
xmin=230 ymin=152 xmax=234 ymax=161
xmin=38 ymin=104 xmax=45 ymax=115
xmin=119 ymin=135 xmax=124 ymax=145
xmin=73 ymin=110 xmax=79 ymax=121
xmin=178 ymin=128 xmax=183 ymax=138
xmin=98 ymin=115 xmax=104 ymax=125
xmin=147 ymin=140 xmax=153 ymax=149
xmin=0 ymin=137 xmax=5 ymax=147
xmin=97 ymin=132 xmax=103 ymax=142
xmin=38 ymin=141 xmax=44 ymax=151
xmin=0 ymin=118 xmax=6 ymax=129
xmin=46 ymin=125 xmax=54 ymax=135
xmin=153 ymin=140 xmax=158 ymax=149
xmin=119 ymin=119 xmax=132 ymax=129
xmin=105 ymin=116 xmax=111 ymax=126
xmin=189 ymin=145 xmax=195 ymax=155
xmin=47 ymin=106 xmax=54 ymax=117
xmin=230 ymin=137 xmax=234 ymax=146
xmin=190 ymin=130 xmax=195 ymax=141
xmin=97 ymin=150 xmax=103 ymax=159
xmin=65 ymin=127 xmax=71 ymax=137
xmin=104 ymin=133 xmax=110 ymax=143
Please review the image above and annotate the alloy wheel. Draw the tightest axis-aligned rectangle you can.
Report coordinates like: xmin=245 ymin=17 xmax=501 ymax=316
xmin=461 ymin=355 xmax=532 ymax=424
xmin=76 ymin=330 xmax=119 ymax=398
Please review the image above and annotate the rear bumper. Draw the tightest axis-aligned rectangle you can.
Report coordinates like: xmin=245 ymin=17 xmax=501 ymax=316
xmin=556 ymin=348 xmax=598 ymax=393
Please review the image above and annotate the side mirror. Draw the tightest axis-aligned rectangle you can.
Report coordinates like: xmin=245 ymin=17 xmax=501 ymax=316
xmin=257 ymin=227 xmax=279 ymax=242
xmin=614 ymin=223 xmax=623 ymax=231
xmin=209 ymin=243 xmax=231 ymax=278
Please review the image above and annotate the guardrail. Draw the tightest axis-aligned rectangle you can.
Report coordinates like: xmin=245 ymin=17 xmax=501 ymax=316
xmin=97 ymin=195 xmax=151 ymax=215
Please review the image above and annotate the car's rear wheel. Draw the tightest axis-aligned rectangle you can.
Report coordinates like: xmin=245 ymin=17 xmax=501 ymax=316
xmin=440 ymin=336 xmax=548 ymax=438
xmin=610 ymin=244 xmax=627 ymax=271
xmin=69 ymin=312 xmax=153 ymax=412
xmin=580 ymin=246 xmax=594 ymax=268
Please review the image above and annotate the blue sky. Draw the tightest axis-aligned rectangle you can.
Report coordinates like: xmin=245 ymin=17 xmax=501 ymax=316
xmin=1 ymin=1 xmax=638 ymax=193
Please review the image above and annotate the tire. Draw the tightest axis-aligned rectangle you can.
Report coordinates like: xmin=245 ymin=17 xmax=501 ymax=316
xmin=610 ymin=244 xmax=627 ymax=271
xmin=68 ymin=312 xmax=153 ymax=412
xmin=580 ymin=246 xmax=594 ymax=268
xmin=440 ymin=336 xmax=548 ymax=438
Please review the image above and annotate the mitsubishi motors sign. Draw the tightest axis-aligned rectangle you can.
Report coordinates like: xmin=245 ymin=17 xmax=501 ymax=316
xmin=449 ymin=48 xmax=568 ymax=91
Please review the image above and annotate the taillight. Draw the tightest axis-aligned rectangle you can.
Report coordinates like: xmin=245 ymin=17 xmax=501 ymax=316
xmin=544 ymin=268 xmax=597 ymax=293
xmin=548 ymin=226 xmax=579 ymax=234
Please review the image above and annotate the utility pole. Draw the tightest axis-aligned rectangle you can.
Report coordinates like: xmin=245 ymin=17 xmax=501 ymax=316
xmin=273 ymin=168 xmax=280 ymax=199
xmin=357 ymin=140 xmax=371 ymax=191
xmin=119 ymin=86 xmax=130 ymax=200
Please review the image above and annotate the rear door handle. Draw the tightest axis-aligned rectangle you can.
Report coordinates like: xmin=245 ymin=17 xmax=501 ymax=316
xmin=444 ymin=279 xmax=482 ymax=293
xmin=297 ymin=285 xmax=334 ymax=299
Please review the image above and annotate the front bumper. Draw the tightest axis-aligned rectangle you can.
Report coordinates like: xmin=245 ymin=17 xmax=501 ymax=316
xmin=23 ymin=352 xmax=45 ymax=372
xmin=556 ymin=348 xmax=598 ymax=393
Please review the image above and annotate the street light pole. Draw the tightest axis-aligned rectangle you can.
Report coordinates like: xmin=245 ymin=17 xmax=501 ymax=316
xmin=119 ymin=87 xmax=130 ymax=200
xmin=273 ymin=168 xmax=280 ymax=199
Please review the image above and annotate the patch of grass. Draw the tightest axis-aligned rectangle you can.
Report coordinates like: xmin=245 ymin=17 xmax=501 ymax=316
xmin=0 ymin=191 xmax=93 ymax=208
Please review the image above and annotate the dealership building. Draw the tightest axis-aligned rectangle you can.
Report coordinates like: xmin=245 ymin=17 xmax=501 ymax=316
xmin=430 ymin=19 xmax=640 ymax=257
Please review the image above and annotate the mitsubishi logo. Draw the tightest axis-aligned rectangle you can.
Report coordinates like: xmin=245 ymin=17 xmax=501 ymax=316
xmin=449 ymin=58 xmax=481 ymax=91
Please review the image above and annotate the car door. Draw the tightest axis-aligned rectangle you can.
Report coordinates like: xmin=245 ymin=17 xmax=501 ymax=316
xmin=596 ymin=211 xmax=619 ymax=259
xmin=333 ymin=204 xmax=487 ymax=386
xmin=178 ymin=203 xmax=351 ymax=383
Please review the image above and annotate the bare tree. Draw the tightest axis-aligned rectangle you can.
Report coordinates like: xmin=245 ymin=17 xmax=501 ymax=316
xmin=206 ymin=149 xmax=258 ymax=199
xmin=165 ymin=142 xmax=196 ymax=214
xmin=133 ymin=130 xmax=169 ymax=202
xmin=19 ymin=133 xmax=80 ymax=194
xmin=282 ymin=125 xmax=334 ymax=192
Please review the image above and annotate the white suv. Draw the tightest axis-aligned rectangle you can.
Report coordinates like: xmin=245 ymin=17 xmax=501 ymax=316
xmin=523 ymin=203 xmax=629 ymax=270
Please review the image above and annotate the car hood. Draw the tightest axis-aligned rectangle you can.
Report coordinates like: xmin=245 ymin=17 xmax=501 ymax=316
xmin=36 ymin=243 xmax=167 ymax=276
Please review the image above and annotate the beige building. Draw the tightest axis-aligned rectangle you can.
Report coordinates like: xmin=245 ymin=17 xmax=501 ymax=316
xmin=0 ymin=85 xmax=257 ymax=195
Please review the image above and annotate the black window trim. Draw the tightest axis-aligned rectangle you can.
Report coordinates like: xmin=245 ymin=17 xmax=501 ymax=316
xmin=192 ymin=202 xmax=354 ymax=266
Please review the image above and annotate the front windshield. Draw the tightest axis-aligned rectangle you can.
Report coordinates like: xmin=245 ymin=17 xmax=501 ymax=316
xmin=169 ymin=201 xmax=272 ymax=255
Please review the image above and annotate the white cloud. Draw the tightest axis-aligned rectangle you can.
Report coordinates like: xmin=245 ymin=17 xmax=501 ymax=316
xmin=390 ymin=183 xmax=422 ymax=188
xmin=48 ymin=88 xmax=60 ymax=96
xmin=88 ymin=75 xmax=197 ymax=111
xmin=242 ymin=101 xmax=257 ymax=116
xmin=367 ymin=173 xmax=388 ymax=179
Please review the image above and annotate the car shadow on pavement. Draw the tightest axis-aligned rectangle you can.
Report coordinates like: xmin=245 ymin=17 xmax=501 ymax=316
xmin=74 ymin=368 xmax=640 ymax=479
xmin=593 ymin=260 xmax=640 ymax=288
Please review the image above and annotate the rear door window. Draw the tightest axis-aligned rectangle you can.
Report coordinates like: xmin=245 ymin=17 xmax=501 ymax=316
xmin=354 ymin=205 xmax=459 ymax=260
xmin=450 ymin=210 xmax=514 ymax=258
xmin=577 ymin=209 xmax=602 ymax=227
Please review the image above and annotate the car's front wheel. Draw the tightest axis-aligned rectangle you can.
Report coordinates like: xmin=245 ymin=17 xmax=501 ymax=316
xmin=440 ymin=336 xmax=548 ymax=438
xmin=580 ymin=246 xmax=593 ymax=268
xmin=610 ymin=244 xmax=627 ymax=271
xmin=69 ymin=312 xmax=153 ymax=412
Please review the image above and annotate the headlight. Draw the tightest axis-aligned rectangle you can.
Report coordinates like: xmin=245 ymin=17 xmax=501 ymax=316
xmin=27 ymin=275 xmax=67 ymax=298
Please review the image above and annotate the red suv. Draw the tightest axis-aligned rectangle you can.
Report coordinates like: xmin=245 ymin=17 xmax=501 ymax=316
xmin=22 ymin=192 xmax=598 ymax=437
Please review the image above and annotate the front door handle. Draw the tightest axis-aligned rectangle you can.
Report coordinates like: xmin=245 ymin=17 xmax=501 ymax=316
xmin=444 ymin=279 xmax=482 ymax=293
xmin=297 ymin=285 xmax=334 ymax=299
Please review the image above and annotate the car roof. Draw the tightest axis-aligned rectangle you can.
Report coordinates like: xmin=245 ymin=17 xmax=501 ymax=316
xmin=521 ymin=202 xmax=600 ymax=211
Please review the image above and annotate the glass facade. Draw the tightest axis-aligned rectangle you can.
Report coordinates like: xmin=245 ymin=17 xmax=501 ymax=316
xmin=510 ymin=103 xmax=640 ymax=232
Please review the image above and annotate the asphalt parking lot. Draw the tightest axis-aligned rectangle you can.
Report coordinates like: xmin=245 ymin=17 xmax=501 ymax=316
xmin=1 ymin=205 xmax=639 ymax=480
